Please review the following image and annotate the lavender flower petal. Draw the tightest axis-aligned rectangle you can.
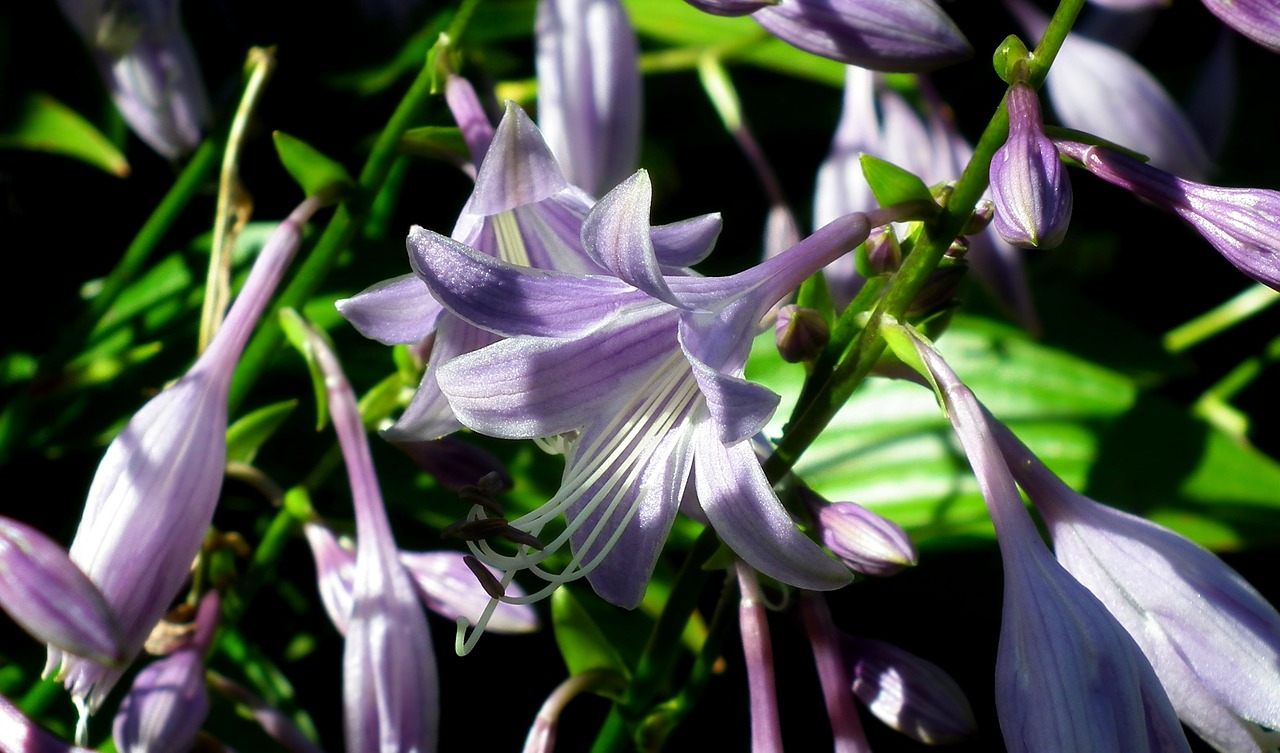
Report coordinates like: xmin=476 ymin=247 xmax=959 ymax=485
xmin=466 ymin=103 xmax=569 ymax=216
xmin=1200 ymin=0 xmax=1280 ymax=52
xmin=989 ymin=82 xmax=1073 ymax=249
xmin=816 ymin=502 xmax=917 ymax=577
xmin=399 ymin=552 xmax=539 ymax=634
xmin=334 ymin=274 xmax=443 ymax=346
xmin=843 ymin=636 xmax=976 ymax=744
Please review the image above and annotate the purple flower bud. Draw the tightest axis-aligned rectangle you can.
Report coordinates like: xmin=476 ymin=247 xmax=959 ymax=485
xmin=112 ymin=592 xmax=219 ymax=753
xmin=842 ymin=636 xmax=976 ymax=744
xmin=681 ymin=0 xmax=775 ymax=16
xmin=49 ymin=197 xmax=325 ymax=712
xmin=56 ymin=0 xmax=210 ymax=160
xmin=990 ymin=83 xmax=1073 ymax=249
xmin=774 ymin=305 xmax=829 ymax=363
xmin=536 ymin=0 xmax=642 ymax=197
xmin=861 ymin=226 xmax=902 ymax=275
xmin=750 ymin=0 xmax=972 ymax=72
xmin=1200 ymin=0 xmax=1280 ymax=52
xmin=0 ymin=693 xmax=95 ymax=753
xmin=816 ymin=502 xmax=917 ymax=577
xmin=302 ymin=523 xmax=357 ymax=636
xmin=1060 ymin=141 xmax=1280 ymax=289
xmin=0 ymin=516 xmax=123 ymax=665
xmin=993 ymin=424 xmax=1280 ymax=752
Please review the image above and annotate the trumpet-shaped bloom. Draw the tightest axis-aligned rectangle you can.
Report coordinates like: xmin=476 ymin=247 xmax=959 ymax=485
xmin=48 ymin=196 xmax=325 ymax=712
xmin=990 ymin=82 xmax=1073 ymax=249
xmin=536 ymin=0 xmax=641 ymax=197
xmin=903 ymin=327 xmax=1192 ymax=752
xmin=1059 ymin=140 xmax=1280 ymax=289
xmin=56 ymin=0 xmax=210 ymax=160
xmin=305 ymin=324 xmax=439 ymax=753
xmin=410 ymin=170 xmax=863 ymax=634
xmin=0 ymin=515 xmax=123 ymax=666
xmin=992 ymin=424 xmax=1280 ymax=752
xmin=113 ymin=592 xmax=219 ymax=753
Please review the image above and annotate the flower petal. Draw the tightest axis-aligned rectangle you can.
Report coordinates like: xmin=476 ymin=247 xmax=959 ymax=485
xmin=467 ymin=102 xmax=568 ymax=216
xmin=581 ymin=171 xmax=686 ymax=306
xmin=336 ymin=274 xmax=443 ymax=346
xmin=399 ymin=552 xmax=539 ymax=634
xmin=650 ymin=212 xmax=724 ymax=269
xmin=680 ymin=315 xmax=780 ymax=445
xmin=383 ymin=314 xmax=497 ymax=442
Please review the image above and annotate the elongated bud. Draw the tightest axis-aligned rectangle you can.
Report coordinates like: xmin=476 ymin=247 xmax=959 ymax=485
xmin=990 ymin=83 xmax=1072 ymax=248
xmin=774 ymin=305 xmax=830 ymax=363
xmin=843 ymin=636 xmax=977 ymax=744
xmin=816 ymin=502 xmax=917 ymax=577
xmin=0 ymin=516 xmax=123 ymax=665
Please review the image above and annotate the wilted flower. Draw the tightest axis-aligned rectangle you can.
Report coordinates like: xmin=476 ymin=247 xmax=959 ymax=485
xmin=113 ymin=592 xmax=219 ymax=753
xmin=1058 ymin=140 xmax=1280 ymax=289
xmin=410 ymin=172 xmax=871 ymax=643
xmin=989 ymin=82 xmax=1073 ymax=249
xmin=992 ymin=422 xmax=1280 ymax=752
xmin=56 ymin=0 xmax=210 ymax=159
xmin=536 ymin=0 xmax=641 ymax=197
xmin=0 ymin=515 xmax=123 ymax=665
xmin=901 ymin=325 xmax=1192 ymax=752
xmin=843 ymin=636 xmax=977 ymax=744
xmin=48 ymin=196 xmax=326 ymax=712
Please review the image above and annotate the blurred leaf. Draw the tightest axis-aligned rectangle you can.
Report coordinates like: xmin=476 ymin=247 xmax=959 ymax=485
xmin=752 ymin=315 xmax=1280 ymax=550
xmin=0 ymin=353 xmax=36 ymax=387
xmin=552 ymin=586 xmax=631 ymax=681
xmin=860 ymin=154 xmax=934 ymax=207
xmin=61 ymin=341 xmax=163 ymax=390
xmin=400 ymin=126 xmax=469 ymax=163
xmin=226 ymin=400 xmax=298 ymax=464
xmin=0 ymin=93 xmax=129 ymax=177
xmin=279 ymin=308 xmax=330 ymax=431
xmin=273 ymin=131 xmax=355 ymax=199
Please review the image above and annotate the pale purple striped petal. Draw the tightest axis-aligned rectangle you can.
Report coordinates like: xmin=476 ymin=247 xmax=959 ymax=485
xmin=650 ymin=212 xmax=723 ymax=269
xmin=582 ymin=171 xmax=685 ymax=306
xmin=466 ymin=103 xmax=568 ymax=216
xmin=336 ymin=274 xmax=443 ymax=346
xmin=383 ymin=314 xmax=497 ymax=442
xmin=399 ymin=552 xmax=539 ymax=633
xmin=1200 ymin=0 xmax=1280 ymax=52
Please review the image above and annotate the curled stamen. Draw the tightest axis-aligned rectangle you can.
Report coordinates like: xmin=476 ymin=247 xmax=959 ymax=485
xmin=463 ymin=556 xmax=508 ymax=600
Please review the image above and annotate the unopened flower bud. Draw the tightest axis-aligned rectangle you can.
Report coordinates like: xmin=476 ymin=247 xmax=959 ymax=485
xmin=681 ymin=0 xmax=775 ymax=16
xmin=843 ymin=636 xmax=977 ymax=744
xmin=990 ymin=83 xmax=1073 ymax=249
xmin=774 ymin=305 xmax=830 ymax=363
xmin=861 ymin=226 xmax=902 ymax=276
xmin=905 ymin=258 xmax=967 ymax=318
xmin=962 ymin=199 xmax=995 ymax=236
xmin=817 ymin=502 xmax=917 ymax=577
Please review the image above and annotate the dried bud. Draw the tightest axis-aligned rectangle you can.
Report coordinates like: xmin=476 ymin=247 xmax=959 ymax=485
xmin=774 ymin=305 xmax=830 ymax=363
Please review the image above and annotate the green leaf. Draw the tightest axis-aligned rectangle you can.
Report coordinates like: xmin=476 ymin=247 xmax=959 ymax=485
xmin=279 ymin=308 xmax=329 ymax=430
xmin=400 ymin=126 xmax=470 ymax=163
xmin=273 ymin=131 xmax=354 ymax=199
xmin=0 ymin=93 xmax=129 ymax=177
xmin=552 ymin=587 xmax=631 ymax=681
xmin=226 ymin=400 xmax=298 ymax=464
xmin=859 ymin=154 xmax=935 ymax=207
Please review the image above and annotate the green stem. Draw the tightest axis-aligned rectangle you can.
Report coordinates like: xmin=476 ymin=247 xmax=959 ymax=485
xmin=1164 ymin=283 xmax=1280 ymax=353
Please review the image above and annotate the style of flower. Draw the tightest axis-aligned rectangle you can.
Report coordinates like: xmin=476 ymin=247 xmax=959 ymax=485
xmin=992 ymin=422 xmax=1280 ymax=753
xmin=48 ymin=195 xmax=327 ymax=713
xmin=989 ymin=82 xmax=1073 ymax=249
xmin=1057 ymin=140 xmax=1280 ymax=290
xmin=409 ymin=171 xmax=870 ymax=645
xmin=900 ymin=325 xmax=1192 ymax=752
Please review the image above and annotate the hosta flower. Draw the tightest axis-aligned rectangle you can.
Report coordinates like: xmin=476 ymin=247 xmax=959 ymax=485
xmin=902 ymin=326 xmax=1192 ymax=752
xmin=990 ymin=82 xmax=1073 ymax=249
xmin=410 ymin=171 xmax=867 ymax=637
xmin=337 ymin=98 xmax=721 ymax=442
xmin=113 ymin=592 xmax=219 ymax=753
xmin=1058 ymin=140 xmax=1280 ymax=289
xmin=1199 ymin=0 xmax=1280 ymax=53
xmin=536 ymin=0 xmax=641 ymax=197
xmin=992 ymin=423 xmax=1280 ymax=753
xmin=683 ymin=0 xmax=972 ymax=72
xmin=48 ymin=196 xmax=325 ymax=712
xmin=56 ymin=0 xmax=210 ymax=159
xmin=0 ymin=693 xmax=94 ymax=753
xmin=0 ymin=515 xmax=123 ymax=665
xmin=815 ymin=501 xmax=917 ymax=577
xmin=304 ymin=322 xmax=439 ymax=753
xmin=842 ymin=636 xmax=976 ymax=744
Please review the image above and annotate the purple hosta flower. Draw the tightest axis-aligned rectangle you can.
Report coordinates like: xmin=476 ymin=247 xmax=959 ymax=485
xmin=113 ymin=591 xmax=219 ymax=753
xmin=1200 ymin=0 xmax=1280 ymax=52
xmin=0 ymin=516 xmax=123 ymax=665
xmin=48 ymin=196 xmax=325 ymax=713
xmin=303 ymin=522 xmax=537 ymax=636
xmin=536 ymin=0 xmax=641 ymax=197
xmin=902 ymin=327 xmax=1192 ymax=752
xmin=0 ymin=694 xmax=95 ymax=753
xmin=815 ymin=501 xmax=917 ymax=577
xmin=990 ymin=82 xmax=1073 ymax=249
xmin=56 ymin=0 xmax=210 ymax=160
xmin=305 ymin=326 xmax=438 ymax=753
xmin=991 ymin=424 xmax=1280 ymax=752
xmin=337 ymin=99 xmax=722 ymax=444
xmin=409 ymin=171 xmax=868 ymax=640
xmin=1007 ymin=0 xmax=1211 ymax=179
xmin=842 ymin=636 xmax=976 ymax=744
xmin=681 ymin=0 xmax=971 ymax=71
xmin=1059 ymin=141 xmax=1280 ymax=289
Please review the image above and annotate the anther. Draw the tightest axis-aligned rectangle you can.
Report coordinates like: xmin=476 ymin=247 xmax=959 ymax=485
xmin=464 ymin=555 xmax=507 ymax=599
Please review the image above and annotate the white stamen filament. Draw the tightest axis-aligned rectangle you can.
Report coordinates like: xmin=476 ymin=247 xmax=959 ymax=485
xmin=492 ymin=210 xmax=533 ymax=267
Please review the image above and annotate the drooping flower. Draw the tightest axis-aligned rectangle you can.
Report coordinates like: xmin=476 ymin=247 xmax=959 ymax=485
xmin=683 ymin=0 xmax=972 ymax=72
xmin=301 ymin=325 xmax=439 ymax=753
xmin=409 ymin=171 xmax=871 ymax=642
xmin=0 ymin=515 xmax=123 ymax=666
xmin=48 ymin=195 xmax=327 ymax=712
xmin=989 ymin=82 xmax=1073 ymax=249
xmin=113 ymin=592 xmax=219 ymax=753
xmin=991 ymin=422 xmax=1280 ymax=753
xmin=842 ymin=635 xmax=976 ymax=744
xmin=56 ymin=0 xmax=210 ymax=160
xmin=899 ymin=325 xmax=1193 ymax=752
xmin=1057 ymin=140 xmax=1280 ymax=289
xmin=535 ymin=0 xmax=641 ymax=197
